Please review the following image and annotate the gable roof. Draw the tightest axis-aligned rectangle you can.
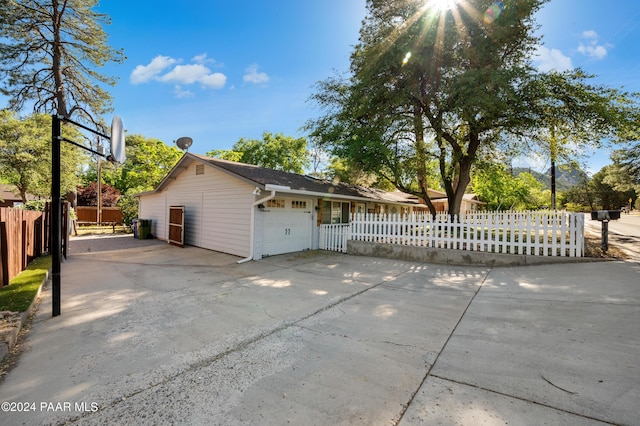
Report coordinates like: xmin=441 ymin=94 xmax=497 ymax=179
xmin=146 ymin=153 xmax=421 ymax=205
xmin=0 ymin=184 xmax=39 ymax=205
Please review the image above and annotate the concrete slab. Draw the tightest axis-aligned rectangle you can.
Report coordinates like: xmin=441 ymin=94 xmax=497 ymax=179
xmin=480 ymin=261 xmax=640 ymax=304
xmin=400 ymin=376 xmax=606 ymax=425
xmin=422 ymin=262 xmax=640 ymax=425
xmin=46 ymin=264 xmax=482 ymax=425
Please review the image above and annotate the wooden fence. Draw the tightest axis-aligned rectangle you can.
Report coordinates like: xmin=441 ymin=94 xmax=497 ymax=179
xmin=76 ymin=206 xmax=123 ymax=224
xmin=320 ymin=211 xmax=584 ymax=257
xmin=0 ymin=207 xmax=46 ymax=286
xmin=0 ymin=203 xmax=69 ymax=286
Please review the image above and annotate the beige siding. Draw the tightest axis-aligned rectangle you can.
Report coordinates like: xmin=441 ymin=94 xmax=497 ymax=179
xmin=138 ymin=161 xmax=253 ymax=257
xmin=139 ymin=192 xmax=168 ymax=240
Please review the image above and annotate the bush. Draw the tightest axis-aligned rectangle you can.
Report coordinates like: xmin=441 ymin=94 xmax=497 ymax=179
xmin=117 ymin=192 xmax=139 ymax=225
xmin=20 ymin=199 xmax=48 ymax=211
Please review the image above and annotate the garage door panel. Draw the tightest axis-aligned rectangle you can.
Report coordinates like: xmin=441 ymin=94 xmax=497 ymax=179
xmin=262 ymin=200 xmax=312 ymax=256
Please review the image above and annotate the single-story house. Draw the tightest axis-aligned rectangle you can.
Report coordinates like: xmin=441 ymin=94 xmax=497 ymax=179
xmin=137 ymin=153 xmax=433 ymax=260
xmin=0 ymin=184 xmax=39 ymax=208
xmin=430 ymin=192 xmax=485 ymax=213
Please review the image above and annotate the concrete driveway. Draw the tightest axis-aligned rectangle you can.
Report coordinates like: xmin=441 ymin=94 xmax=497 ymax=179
xmin=0 ymin=234 xmax=638 ymax=425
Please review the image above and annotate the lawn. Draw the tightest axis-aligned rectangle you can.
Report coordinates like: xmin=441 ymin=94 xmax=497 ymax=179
xmin=0 ymin=255 xmax=51 ymax=312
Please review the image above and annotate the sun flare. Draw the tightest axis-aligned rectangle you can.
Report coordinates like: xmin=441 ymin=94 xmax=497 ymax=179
xmin=428 ymin=0 xmax=459 ymax=12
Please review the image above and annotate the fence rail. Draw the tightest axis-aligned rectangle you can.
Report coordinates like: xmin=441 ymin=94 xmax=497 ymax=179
xmin=321 ymin=211 xmax=584 ymax=257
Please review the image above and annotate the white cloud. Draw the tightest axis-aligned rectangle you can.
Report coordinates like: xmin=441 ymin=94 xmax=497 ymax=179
xmin=173 ymin=85 xmax=194 ymax=99
xmin=130 ymin=54 xmax=227 ymax=94
xmin=532 ymin=46 xmax=573 ymax=72
xmin=192 ymin=53 xmax=213 ymax=64
xmin=577 ymin=30 xmax=608 ymax=60
xmin=130 ymin=55 xmax=177 ymax=84
xmin=160 ymin=64 xmax=226 ymax=89
xmin=243 ymin=64 xmax=269 ymax=84
xmin=199 ymin=73 xmax=227 ymax=88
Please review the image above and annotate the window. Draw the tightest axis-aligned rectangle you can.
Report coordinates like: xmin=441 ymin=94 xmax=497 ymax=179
xmin=321 ymin=201 xmax=350 ymax=224
xmin=266 ymin=199 xmax=285 ymax=208
xmin=292 ymin=200 xmax=307 ymax=209
xmin=195 ymin=164 xmax=204 ymax=175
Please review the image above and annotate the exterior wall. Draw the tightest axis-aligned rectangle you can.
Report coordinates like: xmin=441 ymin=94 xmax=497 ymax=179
xmin=139 ymin=192 xmax=168 ymax=239
xmin=138 ymin=161 xmax=254 ymax=257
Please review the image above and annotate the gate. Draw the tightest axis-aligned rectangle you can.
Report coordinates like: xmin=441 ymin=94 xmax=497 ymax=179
xmin=168 ymin=206 xmax=184 ymax=247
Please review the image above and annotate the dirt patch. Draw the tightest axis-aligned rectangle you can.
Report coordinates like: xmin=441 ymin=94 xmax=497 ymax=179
xmin=584 ymin=231 xmax=628 ymax=260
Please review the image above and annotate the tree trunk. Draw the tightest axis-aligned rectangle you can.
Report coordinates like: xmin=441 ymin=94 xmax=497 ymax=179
xmin=51 ymin=0 xmax=68 ymax=117
xmin=413 ymin=104 xmax=437 ymax=217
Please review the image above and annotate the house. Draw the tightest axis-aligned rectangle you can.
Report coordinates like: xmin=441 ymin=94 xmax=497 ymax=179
xmin=429 ymin=192 xmax=485 ymax=213
xmin=0 ymin=184 xmax=39 ymax=208
xmin=137 ymin=153 xmax=427 ymax=260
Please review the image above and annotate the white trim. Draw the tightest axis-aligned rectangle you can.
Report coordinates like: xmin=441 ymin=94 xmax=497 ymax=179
xmin=237 ymin=189 xmax=277 ymax=263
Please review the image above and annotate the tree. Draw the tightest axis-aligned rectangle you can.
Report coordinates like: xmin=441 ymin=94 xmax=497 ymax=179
xmin=86 ymin=134 xmax=183 ymax=225
xmin=471 ymin=163 xmax=544 ymax=210
xmin=590 ymin=166 xmax=635 ymax=210
xmin=525 ymin=70 xmax=640 ymax=209
xmin=109 ymin=135 xmax=183 ymax=193
xmin=0 ymin=0 xmax=125 ymax=124
xmin=0 ymin=110 xmax=84 ymax=200
xmin=608 ymin=143 xmax=640 ymax=189
xmin=76 ymin=181 xmax=120 ymax=206
xmin=207 ymin=132 xmax=309 ymax=174
xmin=306 ymin=0 xmax=640 ymax=217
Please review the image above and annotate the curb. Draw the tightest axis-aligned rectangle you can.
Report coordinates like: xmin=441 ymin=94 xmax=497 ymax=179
xmin=347 ymin=240 xmax=609 ymax=267
xmin=0 ymin=268 xmax=50 ymax=361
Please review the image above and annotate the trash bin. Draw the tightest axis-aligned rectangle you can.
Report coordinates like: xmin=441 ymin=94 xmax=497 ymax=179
xmin=137 ymin=219 xmax=152 ymax=239
xmin=132 ymin=218 xmax=138 ymax=238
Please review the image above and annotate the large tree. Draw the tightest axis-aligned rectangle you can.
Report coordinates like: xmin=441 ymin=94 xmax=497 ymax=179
xmin=608 ymin=142 xmax=640 ymax=189
xmin=306 ymin=0 xmax=639 ymax=217
xmin=590 ymin=166 xmax=635 ymax=210
xmin=85 ymin=134 xmax=183 ymax=194
xmin=0 ymin=110 xmax=84 ymax=200
xmin=0 ymin=0 xmax=125 ymax=124
xmin=84 ymin=134 xmax=182 ymax=225
xmin=471 ymin=162 xmax=546 ymax=210
xmin=207 ymin=132 xmax=309 ymax=174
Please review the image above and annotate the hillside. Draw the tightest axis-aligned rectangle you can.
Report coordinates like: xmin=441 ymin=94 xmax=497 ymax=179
xmin=513 ymin=165 xmax=587 ymax=191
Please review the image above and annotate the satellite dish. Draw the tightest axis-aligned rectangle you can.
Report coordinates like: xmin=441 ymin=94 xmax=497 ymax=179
xmin=176 ymin=137 xmax=193 ymax=151
xmin=110 ymin=115 xmax=126 ymax=163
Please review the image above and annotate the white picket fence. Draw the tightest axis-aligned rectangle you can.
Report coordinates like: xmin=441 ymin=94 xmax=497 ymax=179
xmin=320 ymin=211 xmax=584 ymax=257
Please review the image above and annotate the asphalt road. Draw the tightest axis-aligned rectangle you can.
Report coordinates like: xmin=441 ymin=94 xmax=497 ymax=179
xmin=585 ymin=212 xmax=640 ymax=261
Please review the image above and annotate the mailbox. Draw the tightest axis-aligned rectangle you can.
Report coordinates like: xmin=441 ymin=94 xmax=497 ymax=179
xmin=590 ymin=210 xmax=621 ymax=221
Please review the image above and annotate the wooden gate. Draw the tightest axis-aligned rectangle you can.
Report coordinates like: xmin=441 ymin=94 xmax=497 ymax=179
xmin=168 ymin=206 xmax=184 ymax=247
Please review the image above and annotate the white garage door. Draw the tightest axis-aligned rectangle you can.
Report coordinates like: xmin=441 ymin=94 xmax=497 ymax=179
xmin=262 ymin=198 xmax=312 ymax=256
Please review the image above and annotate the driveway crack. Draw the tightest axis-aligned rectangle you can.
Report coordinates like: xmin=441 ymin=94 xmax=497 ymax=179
xmin=394 ymin=266 xmax=493 ymax=425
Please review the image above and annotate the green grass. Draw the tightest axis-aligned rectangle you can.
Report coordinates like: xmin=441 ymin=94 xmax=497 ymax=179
xmin=0 ymin=255 xmax=51 ymax=312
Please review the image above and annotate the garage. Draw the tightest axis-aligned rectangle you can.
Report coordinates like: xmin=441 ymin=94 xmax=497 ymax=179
xmin=261 ymin=197 xmax=313 ymax=256
xmin=138 ymin=153 xmax=420 ymax=261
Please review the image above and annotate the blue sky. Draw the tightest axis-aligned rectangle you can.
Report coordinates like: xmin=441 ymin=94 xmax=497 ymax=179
xmin=95 ymin=0 xmax=640 ymax=174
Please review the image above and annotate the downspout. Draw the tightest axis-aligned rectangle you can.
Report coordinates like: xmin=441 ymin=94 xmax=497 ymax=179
xmin=237 ymin=189 xmax=276 ymax=264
